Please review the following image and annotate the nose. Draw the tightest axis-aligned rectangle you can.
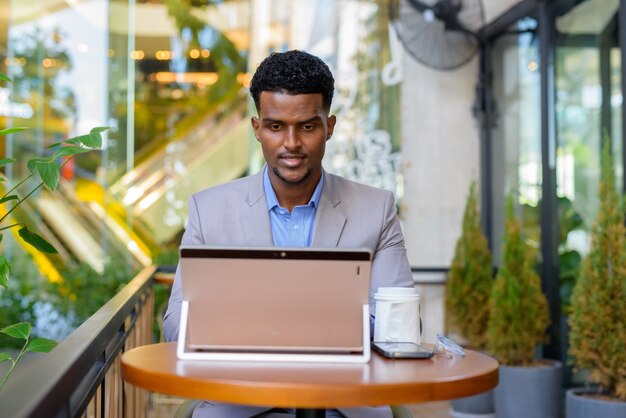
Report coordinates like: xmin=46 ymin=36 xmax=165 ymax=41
xmin=283 ymin=127 xmax=301 ymax=151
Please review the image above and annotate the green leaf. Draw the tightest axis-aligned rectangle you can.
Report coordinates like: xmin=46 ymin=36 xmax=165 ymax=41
xmin=52 ymin=146 xmax=90 ymax=160
xmin=0 ymin=352 xmax=11 ymax=363
xmin=0 ymin=127 xmax=28 ymax=136
xmin=0 ymin=73 xmax=11 ymax=83
xmin=0 ymin=322 xmax=31 ymax=339
xmin=90 ymin=126 xmax=110 ymax=134
xmin=46 ymin=141 xmax=65 ymax=149
xmin=0 ymin=195 xmax=19 ymax=204
xmin=0 ymin=255 xmax=9 ymax=288
xmin=18 ymin=226 xmax=57 ymax=253
xmin=28 ymin=158 xmax=60 ymax=190
xmin=26 ymin=338 xmax=57 ymax=353
xmin=0 ymin=158 xmax=16 ymax=168
xmin=26 ymin=157 xmax=49 ymax=173
xmin=67 ymin=133 xmax=99 ymax=148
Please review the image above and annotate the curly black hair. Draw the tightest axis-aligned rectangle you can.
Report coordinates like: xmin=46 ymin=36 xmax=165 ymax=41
xmin=249 ymin=50 xmax=335 ymax=112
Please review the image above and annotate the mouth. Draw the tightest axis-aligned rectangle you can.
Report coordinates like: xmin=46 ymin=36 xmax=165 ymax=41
xmin=279 ymin=154 xmax=306 ymax=168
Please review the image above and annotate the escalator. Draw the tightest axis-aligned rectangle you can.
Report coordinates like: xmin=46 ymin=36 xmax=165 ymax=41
xmin=2 ymin=93 xmax=250 ymax=277
xmin=109 ymin=94 xmax=250 ymax=244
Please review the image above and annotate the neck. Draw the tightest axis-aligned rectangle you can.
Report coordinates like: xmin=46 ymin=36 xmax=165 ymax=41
xmin=270 ymin=171 xmax=321 ymax=212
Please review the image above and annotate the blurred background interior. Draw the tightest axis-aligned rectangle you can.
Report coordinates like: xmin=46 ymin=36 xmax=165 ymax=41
xmin=0 ymin=0 xmax=623 ymax=412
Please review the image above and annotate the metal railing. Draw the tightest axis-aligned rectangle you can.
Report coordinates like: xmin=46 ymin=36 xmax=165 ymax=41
xmin=0 ymin=265 xmax=158 ymax=418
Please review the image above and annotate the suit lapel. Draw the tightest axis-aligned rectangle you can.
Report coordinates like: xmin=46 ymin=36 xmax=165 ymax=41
xmin=243 ymin=169 xmax=274 ymax=246
xmin=312 ymin=171 xmax=346 ymax=248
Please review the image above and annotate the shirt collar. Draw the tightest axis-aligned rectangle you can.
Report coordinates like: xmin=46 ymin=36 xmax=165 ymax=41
xmin=263 ymin=166 xmax=324 ymax=211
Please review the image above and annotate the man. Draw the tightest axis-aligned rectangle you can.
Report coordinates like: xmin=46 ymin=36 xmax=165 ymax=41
xmin=163 ymin=50 xmax=414 ymax=418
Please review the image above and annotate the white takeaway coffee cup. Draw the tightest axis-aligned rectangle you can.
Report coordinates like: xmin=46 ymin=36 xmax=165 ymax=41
xmin=374 ymin=287 xmax=420 ymax=344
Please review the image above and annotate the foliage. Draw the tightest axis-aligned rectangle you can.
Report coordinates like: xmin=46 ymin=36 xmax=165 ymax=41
xmin=556 ymin=197 xmax=584 ymax=314
xmin=568 ymin=140 xmax=626 ymax=400
xmin=445 ymin=182 xmax=492 ymax=349
xmin=47 ymin=261 xmax=136 ymax=327
xmin=0 ymin=72 xmax=106 ymax=390
xmin=0 ymin=252 xmax=42 ymax=349
xmin=521 ymin=197 xmax=584 ymax=315
xmin=487 ymin=195 xmax=550 ymax=366
xmin=0 ymin=322 xmax=56 ymax=389
xmin=9 ymin=27 xmax=76 ymax=123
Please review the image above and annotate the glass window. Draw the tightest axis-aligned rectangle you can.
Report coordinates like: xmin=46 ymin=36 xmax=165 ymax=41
xmin=491 ymin=17 xmax=541 ymax=265
xmin=0 ymin=0 xmax=403 ymax=341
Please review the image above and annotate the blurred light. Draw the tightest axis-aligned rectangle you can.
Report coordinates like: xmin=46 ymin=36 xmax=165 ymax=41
xmin=150 ymin=72 xmax=219 ymax=85
xmin=611 ymin=93 xmax=623 ymax=108
xmin=5 ymin=57 xmax=27 ymax=66
xmin=77 ymin=43 xmax=89 ymax=53
xmin=156 ymin=50 xmax=173 ymax=60
xmin=130 ymin=50 xmax=145 ymax=60
xmin=201 ymin=49 xmax=210 ymax=58
xmin=527 ymin=60 xmax=538 ymax=72
xmin=42 ymin=58 xmax=57 ymax=68
xmin=127 ymin=240 xmax=139 ymax=252
xmin=170 ymin=89 xmax=184 ymax=99
xmin=108 ymin=49 xmax=115 ymax=57
xmin=138 ymin=191 xmax=160 ymax=210
xmin=237 ymin=72 xmax=252 ymax=87
xmin=123 ymin=186 xmax=144 ymax=205
xmin=189 ymin=49 xmax=200 ymax=59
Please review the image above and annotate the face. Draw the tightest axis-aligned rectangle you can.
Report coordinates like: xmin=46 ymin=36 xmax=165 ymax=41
xmin=251 ymin=91 xmax=336 ymax=189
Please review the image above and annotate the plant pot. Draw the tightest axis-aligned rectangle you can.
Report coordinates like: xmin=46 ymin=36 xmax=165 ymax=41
xmin=494 ymin=360 xmax=562 ymax=418
xmin=450 ymin=390 xmax=494 ymax=417
xmin=566 ymin=388 xmax=626 ymax=418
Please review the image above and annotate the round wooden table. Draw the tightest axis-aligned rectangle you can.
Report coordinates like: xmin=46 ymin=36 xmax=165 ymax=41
xmin=121 ymin=342 xmax=498 ymax=417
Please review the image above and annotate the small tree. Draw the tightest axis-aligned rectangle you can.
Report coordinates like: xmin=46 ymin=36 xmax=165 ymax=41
xmin=569 ymin=140 xmax=626 ymax=400
xmin=446 ymin=182 xmax=492 ymax=349
xmin=487 ymin=195 xmax=550 ymax=366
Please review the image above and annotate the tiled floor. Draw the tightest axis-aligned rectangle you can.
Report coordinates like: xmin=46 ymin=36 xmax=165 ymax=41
xmin=150 ymin=395 xmax=451 ymax=418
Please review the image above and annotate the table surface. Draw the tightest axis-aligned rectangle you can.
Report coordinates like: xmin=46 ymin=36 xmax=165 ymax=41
xmin=121 ymin=342 xmax=498 ymax=408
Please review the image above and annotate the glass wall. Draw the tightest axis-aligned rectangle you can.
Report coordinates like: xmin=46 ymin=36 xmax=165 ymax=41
xmin=0 ymin=0 xmax=402 ymax=342
xmin=556 ymin=2 xmax=622 ymax=255
xmin=486 ymin=0 xmax=623 ymax=366
xmin=490 ymin=17 xmax=542 ymax=264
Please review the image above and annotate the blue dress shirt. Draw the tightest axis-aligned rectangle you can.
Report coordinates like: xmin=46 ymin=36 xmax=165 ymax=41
xmin=263 ymin=167 xmax=323 ymax=247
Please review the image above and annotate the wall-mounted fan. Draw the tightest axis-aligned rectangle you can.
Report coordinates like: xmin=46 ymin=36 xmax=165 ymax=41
xmin=390 ymin=0 xmax=485 ymax=70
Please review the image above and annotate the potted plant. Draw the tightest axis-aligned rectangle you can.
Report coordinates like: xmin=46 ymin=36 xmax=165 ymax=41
xmin=566 ymin=140 xmax=626 ymax=417
xmin=0 ymin=72 xmax=106 ymax=390
xmin=487 ymin=195 xmax=561 ymax=418
xmin=446 ymin=182 xmax=495 ymax=417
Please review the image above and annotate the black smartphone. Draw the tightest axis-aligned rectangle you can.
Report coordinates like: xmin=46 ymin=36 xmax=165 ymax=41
xmin=371 ymin=341 xmax=434 ymax=359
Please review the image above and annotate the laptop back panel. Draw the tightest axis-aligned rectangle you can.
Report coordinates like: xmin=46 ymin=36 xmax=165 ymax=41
xmin=180 ymin=247 xmax=371 ymax=353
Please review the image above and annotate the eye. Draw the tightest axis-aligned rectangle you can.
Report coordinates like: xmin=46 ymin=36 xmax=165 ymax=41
xmin=302 ymin=124 xmax=314 ymax=131
xmin=269 ymin=124 xmax=281 ymax=130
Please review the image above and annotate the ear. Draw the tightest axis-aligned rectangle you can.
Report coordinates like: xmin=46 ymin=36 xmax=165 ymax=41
xmin=326 ymin=115 xmax=337 ymax=141
xmin=251 ymin=116 xmax=261 ymax=142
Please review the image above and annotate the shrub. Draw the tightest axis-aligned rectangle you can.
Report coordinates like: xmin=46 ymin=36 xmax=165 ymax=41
xmin=568 ymin=140 xmax=626 ymax=399
xmin=487 ymin=195 xmax=550 ymax=366
xmin=445 ymin=182 xmax=492 ymax=349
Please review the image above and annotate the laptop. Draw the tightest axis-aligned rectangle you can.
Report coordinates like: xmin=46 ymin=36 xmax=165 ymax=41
xmin=179 ymin=246 xmax=372 ymax=354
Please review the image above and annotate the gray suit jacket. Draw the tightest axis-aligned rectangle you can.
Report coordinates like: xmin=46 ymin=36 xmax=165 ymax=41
xmin=163 ymin=168 xmax=413 ymax=418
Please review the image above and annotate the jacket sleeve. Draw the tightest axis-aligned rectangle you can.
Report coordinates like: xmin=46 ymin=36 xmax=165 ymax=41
xmin=162 ymin=194 xmax=205 ymax=342
xmin=369 ymin=190 xmax=414 ymax=312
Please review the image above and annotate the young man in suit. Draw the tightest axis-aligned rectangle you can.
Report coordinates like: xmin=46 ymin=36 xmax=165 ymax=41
xmin=163 ymin=50 xmax=414 ymax=418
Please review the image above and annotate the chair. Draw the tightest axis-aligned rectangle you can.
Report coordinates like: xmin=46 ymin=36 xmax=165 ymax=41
xmin=174 ymin=400 xmax=413 ymax=418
